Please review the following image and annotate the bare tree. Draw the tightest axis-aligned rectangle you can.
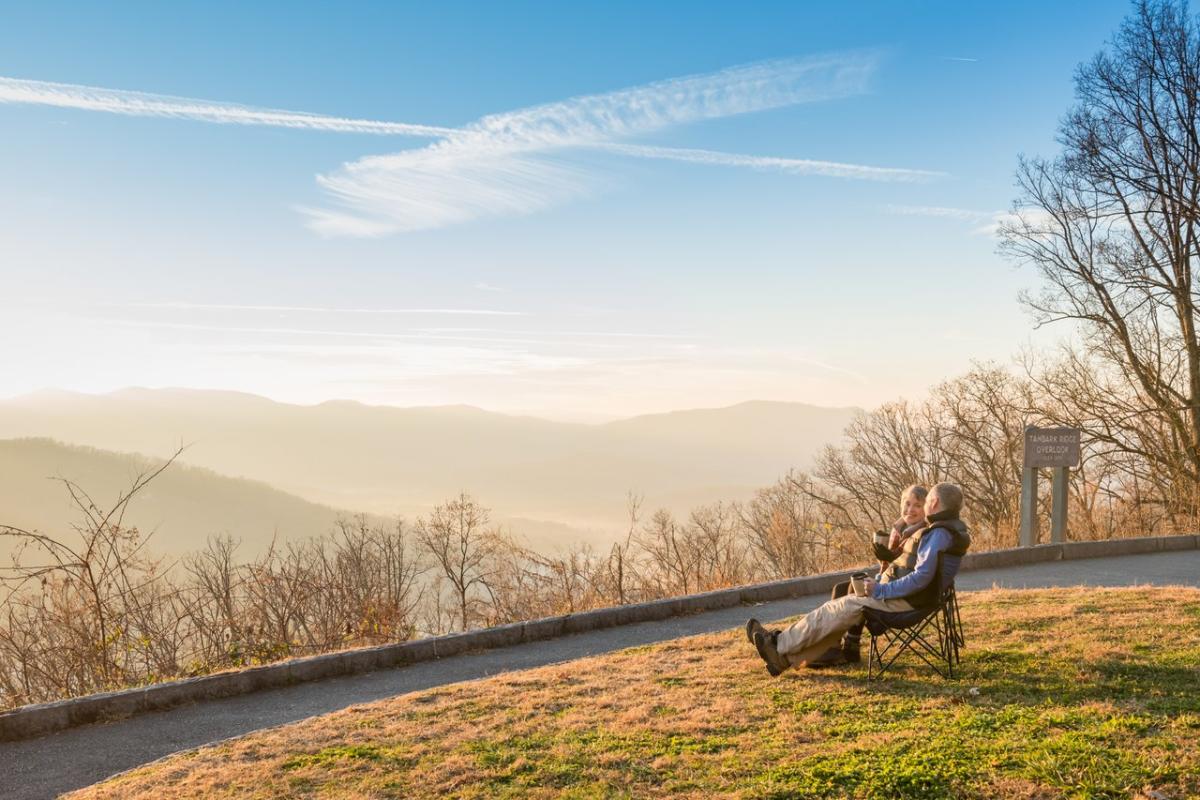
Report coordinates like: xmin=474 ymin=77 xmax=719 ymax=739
xmin=1000 ymin=0 xmax=1200 ymax=524
xmin=597 ymin=492 xmax=643 ymax=606
xmin=740 ymin=472 xmax=838 ymax=580
xmin=634 ymin=508 xmax=697 ymax=596
xmin=0 ymin=449 xmax=184 ymax=700
xmin=931 ymin=366 xmax=1033 ymax=546
xmin=415 ymin=494 xmax=496 ymax=633
xmin=813 ymin=401 xmax=951 ymax=531
xmin=686 ymin=501 xmax=752 ymax=589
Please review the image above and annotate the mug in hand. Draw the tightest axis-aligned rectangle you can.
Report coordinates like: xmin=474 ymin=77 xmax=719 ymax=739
xmin=850 ymin=571 xmax=870 ymax=597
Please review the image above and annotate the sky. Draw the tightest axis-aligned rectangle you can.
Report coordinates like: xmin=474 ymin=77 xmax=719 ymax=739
xmin=0 ymin=1 xmax=1135 ymax=421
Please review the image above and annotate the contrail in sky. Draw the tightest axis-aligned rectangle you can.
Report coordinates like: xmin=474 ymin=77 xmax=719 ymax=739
xmin=133 ymin=302 xmax=525 ymax=315
xmin=603 ymin=143 xmax=943 ymax=182
xmin=1 ymin=53 xmax=943 ymax=235
xmin=0 ymin=75 xmax=455 ymax=137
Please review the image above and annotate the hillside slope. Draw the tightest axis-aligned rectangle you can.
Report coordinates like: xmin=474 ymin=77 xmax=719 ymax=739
xmin=0 ymin=390 xmax=860 ymax=534
xmin=0 ymin=438 xmax=347 ymax=556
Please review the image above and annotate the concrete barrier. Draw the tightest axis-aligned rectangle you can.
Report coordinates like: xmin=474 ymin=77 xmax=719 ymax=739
xmin=961 ymin=543 xmax=1063 ymax=570
xmin=1 ymin=532 xmax=1195 ymax=742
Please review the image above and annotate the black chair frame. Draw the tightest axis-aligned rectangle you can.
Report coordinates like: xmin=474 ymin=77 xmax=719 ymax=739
xmin=864 ymin=559 xmax=965 ymax=681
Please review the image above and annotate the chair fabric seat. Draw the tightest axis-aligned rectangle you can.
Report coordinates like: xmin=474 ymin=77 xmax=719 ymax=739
xmin=864 ymin=604 xmax=937 ymax=636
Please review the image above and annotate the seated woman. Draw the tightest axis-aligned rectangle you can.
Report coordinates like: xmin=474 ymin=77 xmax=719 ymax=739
xmin=876 ymin=483 xmax=930 ymax=574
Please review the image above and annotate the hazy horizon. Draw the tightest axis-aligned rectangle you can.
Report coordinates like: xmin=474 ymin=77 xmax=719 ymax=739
xmin=1 ymin=384 xmax=862 ymax=425
xmin=0 ymin=387 xmax=860 ymax=553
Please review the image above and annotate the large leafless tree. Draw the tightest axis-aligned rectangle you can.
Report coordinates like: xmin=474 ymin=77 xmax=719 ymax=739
xmin=1001 ymin=0 xmax=1200 ymax=521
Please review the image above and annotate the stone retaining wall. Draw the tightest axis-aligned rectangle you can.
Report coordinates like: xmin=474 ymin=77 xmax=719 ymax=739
xmin=1 ymin=533 xmax=1195 ymax=742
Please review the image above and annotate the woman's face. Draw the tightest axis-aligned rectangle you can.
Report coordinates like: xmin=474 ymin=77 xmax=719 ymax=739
xmin=902 ymin=494 xmax=925 ymax=524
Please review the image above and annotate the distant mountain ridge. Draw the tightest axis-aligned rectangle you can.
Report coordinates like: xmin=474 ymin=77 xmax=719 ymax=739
xmin=0 ymin=438 xmax=347 ymax=556
xmin=0 ymin=389 xmax=860 ymax=549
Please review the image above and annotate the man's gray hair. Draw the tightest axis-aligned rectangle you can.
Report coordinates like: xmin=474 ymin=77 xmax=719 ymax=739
xmin=931 ymin=482 xmax=964 ymax=516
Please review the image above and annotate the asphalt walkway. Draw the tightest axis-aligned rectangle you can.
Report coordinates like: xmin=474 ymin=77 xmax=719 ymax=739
xmin=2 ymin=549 xmax=1198 ymax=799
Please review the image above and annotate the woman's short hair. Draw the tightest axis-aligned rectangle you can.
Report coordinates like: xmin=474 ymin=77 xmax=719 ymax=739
xmin=900 ymin=484 xmax=928 ymax=512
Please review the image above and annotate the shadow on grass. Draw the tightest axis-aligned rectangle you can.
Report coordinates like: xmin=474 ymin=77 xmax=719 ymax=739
xmin=751 ymin=639 xmax=1199 ymax=800
xmin=856 ymin=647 xmax=1200 ymax=714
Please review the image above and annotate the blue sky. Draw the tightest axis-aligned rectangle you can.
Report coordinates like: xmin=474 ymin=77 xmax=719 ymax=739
xmin=0 ymin=1 xmax=1133 ymax=420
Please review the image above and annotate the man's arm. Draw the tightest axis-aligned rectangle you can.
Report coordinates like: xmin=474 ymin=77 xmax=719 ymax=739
xmin=872 ymin=528 xmax=951 ymax=600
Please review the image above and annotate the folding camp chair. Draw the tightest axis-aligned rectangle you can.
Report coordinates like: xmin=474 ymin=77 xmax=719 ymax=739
xmin=863 ymin=554 xmax=965 ymax=680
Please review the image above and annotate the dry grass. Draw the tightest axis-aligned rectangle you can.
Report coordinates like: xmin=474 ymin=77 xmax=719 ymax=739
xmin=70 ymin=587 xmax=1200 ymax=799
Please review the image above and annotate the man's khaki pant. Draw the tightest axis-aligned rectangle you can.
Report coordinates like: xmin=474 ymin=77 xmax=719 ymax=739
xmin=775 ymin=594 xmax=914 ymax=669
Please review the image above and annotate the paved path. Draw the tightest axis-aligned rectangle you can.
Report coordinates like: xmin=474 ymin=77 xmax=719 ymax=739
xmin=2 ymin=550 xmax=1198 ymax=799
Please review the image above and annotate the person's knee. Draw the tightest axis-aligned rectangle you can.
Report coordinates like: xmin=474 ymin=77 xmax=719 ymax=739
xmin=838 ymin=596 xmax=871 ymax=620
xmin=821 ymin=596 xmax=856 ymax=617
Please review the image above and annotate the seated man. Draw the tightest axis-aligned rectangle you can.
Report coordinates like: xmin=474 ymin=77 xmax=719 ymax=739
xmin=746 ymin=482 xmax=971 ymax=676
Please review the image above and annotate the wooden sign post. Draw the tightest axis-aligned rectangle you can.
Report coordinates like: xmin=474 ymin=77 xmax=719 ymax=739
xmin=1020 ymin=426 xmax=1081 ymax=547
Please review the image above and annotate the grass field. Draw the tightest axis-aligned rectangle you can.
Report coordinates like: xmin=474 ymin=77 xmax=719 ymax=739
xmin=70 ymin=587 xmax=1200 ymax=799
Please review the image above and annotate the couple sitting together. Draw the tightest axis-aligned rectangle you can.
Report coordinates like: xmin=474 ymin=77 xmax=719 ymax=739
xmin=746 ymin=481 xmax=971 ymax=676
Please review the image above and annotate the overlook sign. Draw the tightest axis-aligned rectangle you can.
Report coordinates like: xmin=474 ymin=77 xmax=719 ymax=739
xmin=1020 ymin=425 xmax=1081 ymax=547
xmin=1024 ymin=426 xmax=1081 ymax=469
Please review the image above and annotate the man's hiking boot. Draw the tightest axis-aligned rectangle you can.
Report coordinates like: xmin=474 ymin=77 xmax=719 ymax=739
xmin=753 ymin=630 xmax=789 ymax=677
xmin=841 ymin=633 xmax=862 ymax=664
xmin=745 ymin=618 xmax=780 ymax=645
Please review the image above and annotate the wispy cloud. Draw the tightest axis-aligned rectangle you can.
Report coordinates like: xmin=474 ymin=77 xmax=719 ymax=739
xmin=96 ymin=316 xmax=700 ymax=357
xmin=940 ymin=56 xmax=979 ymax=63
xmin=885 ymin=204 xmax=994 ymax=221
xmin=100 ymin=318 xmax=618 ymax=349
xmin=305 ymin=53 xmax=905 ymax=235
xmin=885 ymin=204 xmax=1031 ymax=238
xmin=0 ymin=76 xmax=453 ymax=137
xmin=607 ymin=143 xmax=943 ymax=182
xmin=131 ymin=302 xmax=525 ymax=316
xmin=4 ymin=53 xmax=945 ymax=236
xmin=413 ymin=327 xmax=697 ymax=339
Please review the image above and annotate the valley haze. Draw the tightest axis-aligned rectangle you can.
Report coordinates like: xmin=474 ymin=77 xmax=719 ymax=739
xmin=0 ymin=388 xmax=858 ymax=554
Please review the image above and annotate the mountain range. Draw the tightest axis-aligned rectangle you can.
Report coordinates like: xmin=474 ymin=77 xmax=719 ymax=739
xmin=0 ymin=437 xmax=343 ymax=558
xmin=0 ymin=389 xmax=859 ymax=553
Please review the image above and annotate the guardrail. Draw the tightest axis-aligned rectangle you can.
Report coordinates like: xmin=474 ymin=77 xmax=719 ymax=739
xmin=1 ymin=533 xmax=1196 ymax=742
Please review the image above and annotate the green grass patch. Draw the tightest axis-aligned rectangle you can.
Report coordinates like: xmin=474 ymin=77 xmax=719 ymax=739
xmin=281 ymin=743 xmax=415 ymax=771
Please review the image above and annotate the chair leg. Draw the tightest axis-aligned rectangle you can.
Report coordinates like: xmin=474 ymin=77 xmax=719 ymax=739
xmin=952 ymin=592 xmax=965 ymax=648
xmin=940 ymin=605 xmax=957 ymax=668
xmin=866 ymin=619 xmax=958 ymax=680
xmin=864 ymin=591 xmax=966 ymax=682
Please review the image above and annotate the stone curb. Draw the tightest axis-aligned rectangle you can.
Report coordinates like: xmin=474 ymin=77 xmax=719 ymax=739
xmin=1 ymin=533 xmax=1195 ymax=742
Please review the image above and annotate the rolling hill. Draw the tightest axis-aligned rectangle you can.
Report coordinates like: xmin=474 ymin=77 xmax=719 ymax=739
xmin=0 ymin=389 xmax=860 ymax=550
xmin=0 ymin=438 xmax=348 ymax=557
